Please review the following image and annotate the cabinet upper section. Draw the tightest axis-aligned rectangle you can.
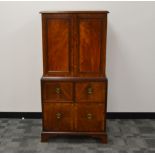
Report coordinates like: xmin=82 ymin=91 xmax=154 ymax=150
xmin=41 ymin=12 xmax=108 ymax=77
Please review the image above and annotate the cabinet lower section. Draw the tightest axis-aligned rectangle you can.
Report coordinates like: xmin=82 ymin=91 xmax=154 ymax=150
xmin=41 ymin=77 xmax=108 ymax=143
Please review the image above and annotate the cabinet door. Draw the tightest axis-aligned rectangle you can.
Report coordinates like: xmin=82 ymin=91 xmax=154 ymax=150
xmin=75 ymin=14 xmax=107 ymax=77
xmin=42 ymin=14 xmax=73 ymax=76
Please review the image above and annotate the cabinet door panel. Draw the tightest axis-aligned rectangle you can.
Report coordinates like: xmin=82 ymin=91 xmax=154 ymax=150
xmin=79 ymin=19 xmax=101 ymax=72
xmin=42 ymin=14 xmax=73 ymax=76
xmin=76 ymin=14 xmax=107 ymax=77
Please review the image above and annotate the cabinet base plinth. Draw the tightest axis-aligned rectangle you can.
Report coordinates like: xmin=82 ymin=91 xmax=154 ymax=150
xmin=41 ymin=131 xmax=107 ymax=144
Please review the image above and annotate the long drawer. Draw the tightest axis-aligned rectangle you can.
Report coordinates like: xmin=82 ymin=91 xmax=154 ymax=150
xmin=42 ymin=103 xmax=105 ymax=132
xmin=41 ymin=80 xmax=107 ymax=103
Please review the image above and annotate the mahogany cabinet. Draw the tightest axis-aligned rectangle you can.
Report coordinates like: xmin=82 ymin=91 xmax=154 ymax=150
xmin=40 ymin=11 xmax=109 ymax=143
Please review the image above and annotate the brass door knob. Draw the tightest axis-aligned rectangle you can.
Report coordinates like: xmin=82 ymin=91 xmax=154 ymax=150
xmin=55 ymin=87 xmax=61 ymax=94
xmin=56 ymin=113 xmax=62 ymax=119
xmin=87 ymin=87 xmax=93 ymax=95
xmin=87 ymin=113 xmax=92 ymax=120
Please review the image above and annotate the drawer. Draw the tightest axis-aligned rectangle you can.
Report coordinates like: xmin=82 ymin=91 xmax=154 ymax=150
xmin=42 ymin=81 xmax=73 ymax=102
xmin=43 ymin=103 xmax=74 ymax=131
xmin=75 ymin=104 xmax=105 ymax=132
xmin=75 ymin=82 xmax=106 ymax=102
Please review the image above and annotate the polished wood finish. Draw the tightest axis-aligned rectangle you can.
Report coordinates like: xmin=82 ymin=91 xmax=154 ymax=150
xmin=47 ymin=19 xmax=70 ymax=72
xmin=42 ymin=14 xmax=73 ymax=76
xmin=76 ymin=13 xmax=107 ymax=77
xmin=75 ymin=104 xmax=105 ymax=132
xmin=75 ymin=82 xmax=106 ymax=103
xmin=41 ymin=76 xmax=107 ymax=82
xmin=43 ymin=103 xmax=74 ymax=131
xmin=42 ymin=81 xmax=73 ymax=102
xmin=79 ymin=19 xmax=101 ymax=72
xmin=41 ymin=11 xmax=109 ymax=143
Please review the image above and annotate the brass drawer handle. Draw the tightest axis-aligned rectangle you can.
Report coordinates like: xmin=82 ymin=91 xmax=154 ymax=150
xmin=87 ymin=113 xmax=92 ymax=120
xmin=87 ymin=87 xmax=93 ymax=95
xmin=55 ymin=87 xmax=61 ymax=94
xmin=56 ymin=112 xmax=62 ymax=119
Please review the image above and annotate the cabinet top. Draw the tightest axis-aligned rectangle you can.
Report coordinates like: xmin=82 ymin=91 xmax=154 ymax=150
xmin=40 ymin=11 xmax=109 ymax=14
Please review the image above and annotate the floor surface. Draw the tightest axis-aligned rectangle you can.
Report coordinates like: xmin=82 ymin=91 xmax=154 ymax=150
xmin=0 ymin=119 xmax=155 ymax=153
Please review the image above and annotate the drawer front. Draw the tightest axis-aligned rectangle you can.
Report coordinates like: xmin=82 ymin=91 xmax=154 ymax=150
xmin=42 ymin=81 xmax=73 ymax=102
xmin=75 ymin=82 xmax=106 ymax=102
xmin=75 ymin=104 xmax=105 ymax=132
xmin=43 ymin=103 xmax=74 ymax=131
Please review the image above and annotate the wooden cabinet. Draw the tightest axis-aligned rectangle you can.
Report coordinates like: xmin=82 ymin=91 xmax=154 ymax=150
xmin=40 ymin=11 xmax=109 ymax=143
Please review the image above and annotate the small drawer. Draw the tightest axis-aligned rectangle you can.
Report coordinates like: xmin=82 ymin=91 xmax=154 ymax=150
xmin=43 ymin=103 xmax=74 ymax=131
xmin=42 ymin=81 xmax=73 ymax=102
xmin=75 ymin=82 xmax=106 ymax=103
xmin=75 ymin=104 xmax=105 ymax=132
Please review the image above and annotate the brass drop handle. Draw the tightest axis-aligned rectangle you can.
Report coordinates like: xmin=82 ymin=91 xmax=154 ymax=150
xmin=56 ymin=112 xmax=62 ymax=119
xmin=87 ymin=87 xmax=93 ymax=95
xmin=55 ymin=87 xmax=61 ymax=94
xmin=87 ymin=113 xmax=92 ymax=120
